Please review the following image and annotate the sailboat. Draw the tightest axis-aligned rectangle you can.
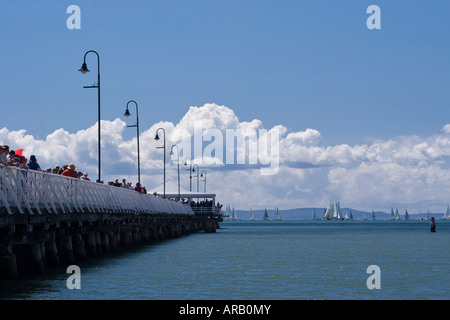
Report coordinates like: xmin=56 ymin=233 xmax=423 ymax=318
xmin=323 ymin=206 xmax=331 ymax=220
xmin=395 ymin=209 xmax=401 ymax=220
xmin=263 ymin=208 xmax=270 ymax=220
xmin=443 ymin=205 xmax=450 ymax=220
xmin=312 ymin=209 xmax=321 ymax=220
xmin=334 ymin=201 xmax=344 ymax=220
xmin=390 ymin=208 xmax=395 ymax=220
xmin=231 ymin=206 xmax=238 ymax=220
xmin=371 ymin=210 xmax=376 ymax=220
xmin=224 ymin=205 xmax=231 ymax=220
xmin=405 ymin=209 xmax=411 ymax=221
xmin=362 ymin=211 xmax=367 ymax=221
xmin=274 ymin=207 xmax=282 ymax=220
xmin=250 ymin=209 xmax=255 ymax=221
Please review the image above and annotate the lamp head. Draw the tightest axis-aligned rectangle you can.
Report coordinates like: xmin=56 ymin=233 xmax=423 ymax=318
xmin=124 ymin=108 xmax=131 ymax=117
xmin=79 ymin=62 xmax=90 ymax=74
xmin=154 ymin=133 xmax=160 ymax=141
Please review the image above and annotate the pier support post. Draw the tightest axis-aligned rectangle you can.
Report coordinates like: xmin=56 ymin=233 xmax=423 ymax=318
xmin=0 ymin=244 xmax=18 ymax=280
xmin=109 ymin=233 xmax=118 ymax=252
xmin=87 ymin=231 xmax=97 ymax=259
xmin=31 ymin=242 xmax=45 ymax=274
xmin=73 ymin=234 xmax=87 ymax=262
xmin=102 ymin=232 xmax=110 ymax=254
xmin=62 ymin=235 xmax=75 ymax=265
xmin=95 ymin=231 xmax=103 ymax=257
xmin=45 ymin=239 xmax=60 ymax=268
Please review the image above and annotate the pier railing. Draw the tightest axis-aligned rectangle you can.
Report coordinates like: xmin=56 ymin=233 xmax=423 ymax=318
xmin=0 ymin=164 xmax=193 ymax=216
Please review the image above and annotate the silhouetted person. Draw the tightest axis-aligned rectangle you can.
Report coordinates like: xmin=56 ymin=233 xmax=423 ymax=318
xmin=430 ymin=217 xmax=436 ymax=233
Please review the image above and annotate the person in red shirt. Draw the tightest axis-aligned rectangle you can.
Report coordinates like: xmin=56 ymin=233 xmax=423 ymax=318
xmin=134 ymin=182 xmax=143 ymax=193
xmin=61 ymin=163 xmax=78 ymax=178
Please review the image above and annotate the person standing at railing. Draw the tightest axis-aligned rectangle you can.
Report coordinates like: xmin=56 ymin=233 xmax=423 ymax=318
xmin=27 ymin=155 xmax=43 ymax=171
xmin=61 ymin=163 xmax=78 ymax=178
xmin=0 ymin=145 xmax=10 ymax=165
xmin=19 ymin=156 xmax=29 ymax=169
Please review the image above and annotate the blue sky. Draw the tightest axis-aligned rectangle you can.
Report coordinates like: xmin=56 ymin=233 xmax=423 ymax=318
xmin=2 ymin=1 xmax=450 ymax=212
xmin=1 ymin=1 xmax=450 ymax=143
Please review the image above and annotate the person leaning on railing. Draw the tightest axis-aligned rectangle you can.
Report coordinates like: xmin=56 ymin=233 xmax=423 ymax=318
xmin=27 ymin=155 xmax=44 ymax=172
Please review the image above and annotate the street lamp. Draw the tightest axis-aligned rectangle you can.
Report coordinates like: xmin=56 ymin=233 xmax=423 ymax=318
xmin=192 ymin=164 xmax=199 ymax=192
xmin=154 ymin=128 xmax=166 ymax=198
xmin=124 ymin=100 xmax=140 ymax=184
xmin=184 ymin=158 xmax=193 ymax=192
xmin=200 ymin=170 xmax=207 ymax=193
xmin=79 ymin=50 xmax=101 ymax=183
xmin=170 ymin=145 xmax=181 ymax=200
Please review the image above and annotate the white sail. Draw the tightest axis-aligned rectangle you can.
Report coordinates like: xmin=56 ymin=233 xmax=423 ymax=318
xmin=331 ymin=203 xmax=338 ymax=219
xmin=231 ymin=206 xmax=238 ymax=220
xmin=323 ymin=208 xmax=330 ymax=219
xmin=390 ymin=208 xmax=395 ymax=220
xmin=312 ymin=209 xmax=317 ymax=220
xmin=225 ymin=205 xmax=231 ymax=220
xmin=336 ymin=201 xmax=343 ymax=220
xmin=362 ymin=211 xmax=367 ymax=220
xmin=444 ymin=205 xmax=450 ymax=220
xmin=250 ymin=209 xmax=255 ymax=220
xmin=274 ymin=207 xmax=282 ymax=220
xmin=395 ymin=209 xmax=401 ymax=220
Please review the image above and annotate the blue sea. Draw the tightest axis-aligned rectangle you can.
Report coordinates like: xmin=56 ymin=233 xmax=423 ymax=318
xmin=1 ymin=220 xmax=449 ymax=300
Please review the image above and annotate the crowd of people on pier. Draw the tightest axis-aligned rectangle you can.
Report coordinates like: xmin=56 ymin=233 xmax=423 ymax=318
xmin=0 ymin=144 xmax=148 ymax=194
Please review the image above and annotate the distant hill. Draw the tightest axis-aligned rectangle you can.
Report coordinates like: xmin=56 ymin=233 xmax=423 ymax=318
xmin=232 ymin=207 xmax=444 ymax=220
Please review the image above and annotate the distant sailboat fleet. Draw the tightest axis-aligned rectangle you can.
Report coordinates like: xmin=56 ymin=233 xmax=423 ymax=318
xmin=223 ymin=202 xmax=450 ymax=221
xmin=224 ymin=205 xmax=282 ymax=220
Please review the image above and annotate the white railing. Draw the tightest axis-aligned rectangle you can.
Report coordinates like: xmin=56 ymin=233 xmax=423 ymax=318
xmin=0 ymin=164 xmax=193 ymax=216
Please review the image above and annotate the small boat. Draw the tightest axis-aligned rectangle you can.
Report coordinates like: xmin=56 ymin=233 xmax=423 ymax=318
xmin=250 ymin=208 xmax=255 ymax=220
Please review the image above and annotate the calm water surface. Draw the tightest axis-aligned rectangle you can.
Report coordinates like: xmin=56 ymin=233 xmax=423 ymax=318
xmin=1 ymin=220 xmax=449 ymax=300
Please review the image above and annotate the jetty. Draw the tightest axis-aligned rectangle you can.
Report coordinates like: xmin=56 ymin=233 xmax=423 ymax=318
xmin=0 ymin=164 xmax=222 ymax=280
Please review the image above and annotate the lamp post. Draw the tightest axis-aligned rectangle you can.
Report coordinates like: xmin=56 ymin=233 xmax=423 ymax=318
xmin=170 ymin=145 xmax=180 ymax=200
xmin=184 ymin=158 xmax=193 ymax=192
xmin=192 ymin=164 xmax=199 ymax=192
xmin=154 ymin=128 xmax=166 ymax=198
xmin=79 ymin=50 xmax=101 ymax=183
xmin=200 ymin=170 xmax=207 ymax=193
xmin=123 ymin=100 xmax=140 ymax=184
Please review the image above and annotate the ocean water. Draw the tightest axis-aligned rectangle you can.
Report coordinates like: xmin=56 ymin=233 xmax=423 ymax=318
xmin=1 ymin=220 xmax=449 ymax=300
